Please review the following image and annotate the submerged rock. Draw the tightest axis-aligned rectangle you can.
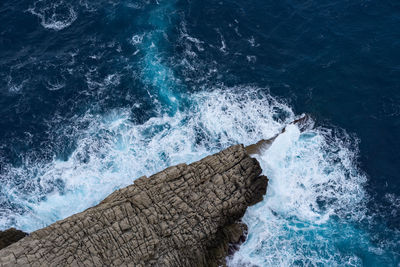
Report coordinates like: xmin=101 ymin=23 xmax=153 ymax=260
xmin=0 ymin=144 xmax=267 ymax=266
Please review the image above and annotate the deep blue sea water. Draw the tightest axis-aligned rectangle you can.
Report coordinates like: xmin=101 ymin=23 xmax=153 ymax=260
xmin=1 ymin=0 xmax=399 ymax=265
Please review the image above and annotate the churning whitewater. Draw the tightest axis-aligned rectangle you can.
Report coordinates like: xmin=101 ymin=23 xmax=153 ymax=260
xmin=1 ymin=0 xmax=399 ymax=265
xmin=0 ymin=88 xmax=293 ymax=231
xmin=0 ymin=86 xmax=374 ymax=265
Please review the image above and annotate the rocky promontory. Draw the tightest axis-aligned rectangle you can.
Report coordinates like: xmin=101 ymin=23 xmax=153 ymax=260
xmin=0 ymin=144 xmax=268 ymax=266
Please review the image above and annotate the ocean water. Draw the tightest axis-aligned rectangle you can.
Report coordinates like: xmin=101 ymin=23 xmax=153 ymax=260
xmin=0 ymin=0 xmax=399 ymax=266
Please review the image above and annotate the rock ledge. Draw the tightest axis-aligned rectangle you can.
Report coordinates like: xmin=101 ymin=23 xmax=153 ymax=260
xmin=0 ymin=144 xmax=267 ymax=266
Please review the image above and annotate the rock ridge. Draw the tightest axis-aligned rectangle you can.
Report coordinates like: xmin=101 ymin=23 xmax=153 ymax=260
xmin=0 ymin=144 xmax=268 ymax=266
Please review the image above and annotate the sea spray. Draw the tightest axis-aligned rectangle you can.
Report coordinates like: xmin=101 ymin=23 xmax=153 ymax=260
xmin=227 ymin=124 xmax=396 ymax=266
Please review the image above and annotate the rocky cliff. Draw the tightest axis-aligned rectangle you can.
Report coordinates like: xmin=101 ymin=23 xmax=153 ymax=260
xmin=0 ymin=144 xmax=268 ymax=266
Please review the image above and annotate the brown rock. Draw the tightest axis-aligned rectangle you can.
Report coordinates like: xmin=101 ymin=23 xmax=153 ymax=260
xmin=0 ymin=144 xmax=268 ymax=266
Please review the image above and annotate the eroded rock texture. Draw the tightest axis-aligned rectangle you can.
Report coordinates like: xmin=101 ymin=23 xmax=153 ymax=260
xmin=0 ymin=144 xmax=267 ymax=266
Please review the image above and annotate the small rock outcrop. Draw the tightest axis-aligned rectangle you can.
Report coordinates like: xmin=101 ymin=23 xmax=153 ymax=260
xmin=245 ymin=114 xmax=311 ymax=155
xmin=0 ymin=228 xmax=27 ymax=250
xmin=0 ymin=144 xmax=268 ymax=266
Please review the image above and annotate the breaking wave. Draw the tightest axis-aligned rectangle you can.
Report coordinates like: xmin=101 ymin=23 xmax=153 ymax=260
xmin=0 ymin=87 xmax=292 ymax=231
xmin=1 ymin=0 xmax=399 ymax=265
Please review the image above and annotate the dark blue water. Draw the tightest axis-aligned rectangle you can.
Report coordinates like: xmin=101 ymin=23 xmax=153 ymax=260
xmin=1 ymin=0 xmax=399 ymax=265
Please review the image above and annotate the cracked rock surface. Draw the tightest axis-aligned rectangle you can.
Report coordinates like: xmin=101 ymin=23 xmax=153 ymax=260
xmin=0 ymin=144 xmax=268 ymax=266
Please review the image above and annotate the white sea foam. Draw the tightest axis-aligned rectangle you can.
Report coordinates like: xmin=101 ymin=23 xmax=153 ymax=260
xmin=0 ymin=87 xmax=293 ymax=231
xmin=0 ymin=84 xmax=378 ymax=264
xmin=28 ymin=1 xmax=78 ymax=31
xmin=227 ymin=122 xmax=369 ymax=266
xmin=46 ymin=80 xmax=66 ymax=91
xmin=131 ymin=34 xmax=144 ymax=45
xmin=6 ymin=74 xmax=29 ymax=94
xmin=246 ymin=55 xmax=257 ymax=63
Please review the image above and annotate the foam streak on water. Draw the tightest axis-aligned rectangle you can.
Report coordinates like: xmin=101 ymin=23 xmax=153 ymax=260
xmin=28 ymin=0 xmax=78 ymax=31
xmin=139 ymin=0 xmax=181 ymax=113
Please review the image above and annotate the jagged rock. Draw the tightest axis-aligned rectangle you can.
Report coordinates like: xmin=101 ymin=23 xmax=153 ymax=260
xmin=245 ymin=114 xmax=311 ymax=155
xmin=0 ymin=144 xmax=268 ymax=266
xmin=0 ymin=228 xmax=27 ymax=250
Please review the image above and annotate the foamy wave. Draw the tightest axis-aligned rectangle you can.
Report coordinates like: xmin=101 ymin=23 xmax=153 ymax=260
xmin=227 ymin=123 xmax=370 ymax=266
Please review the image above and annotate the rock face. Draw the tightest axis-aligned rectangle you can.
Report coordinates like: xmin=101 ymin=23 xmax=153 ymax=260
xmin=0 ymin=144 xmax=268 ymax=266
